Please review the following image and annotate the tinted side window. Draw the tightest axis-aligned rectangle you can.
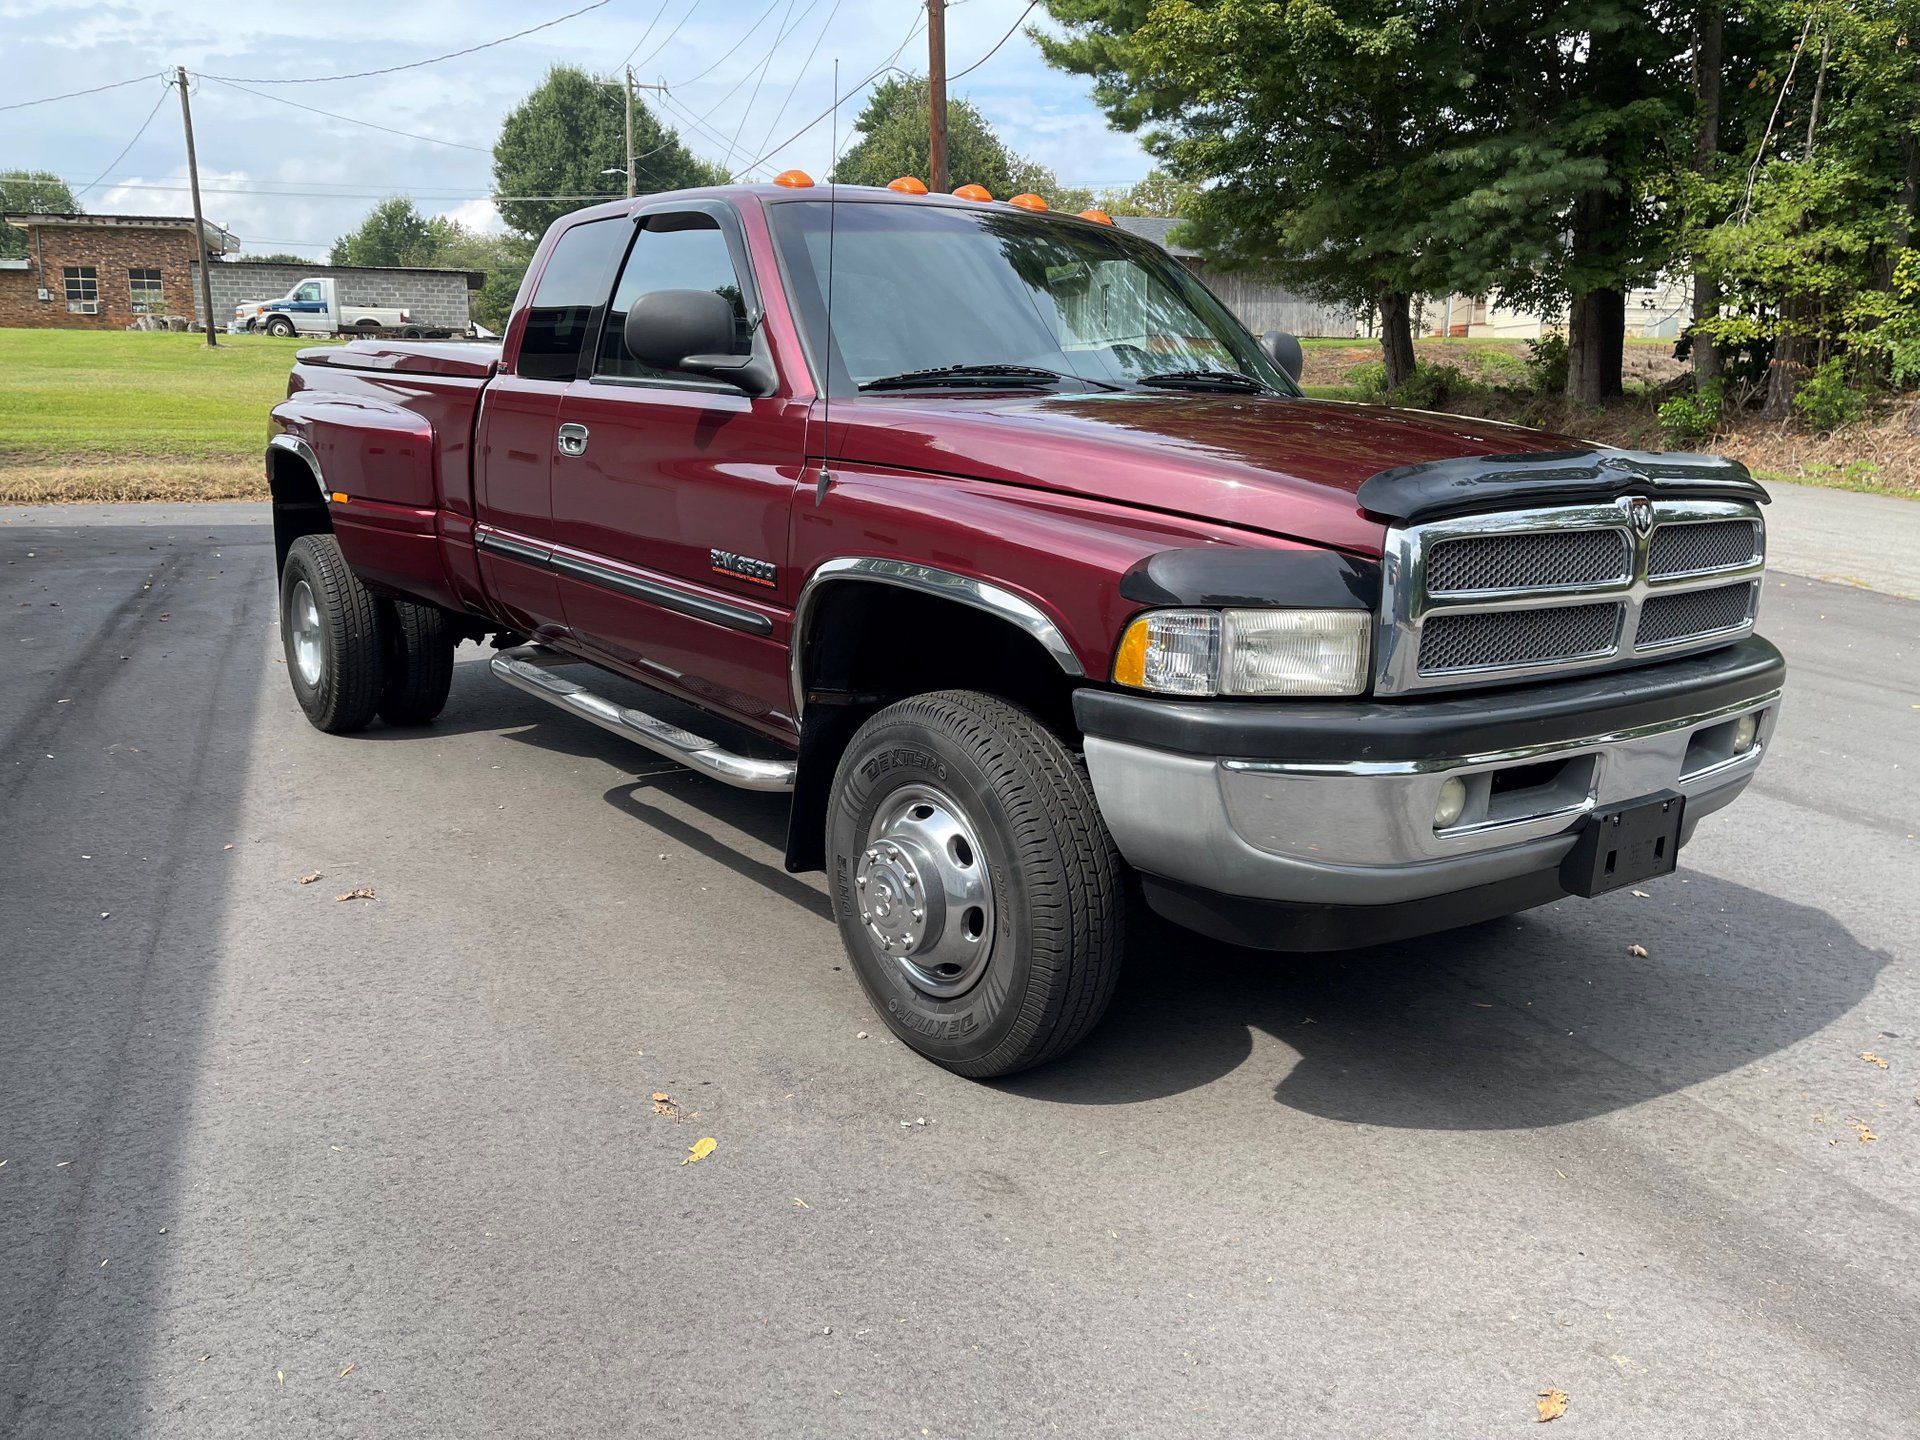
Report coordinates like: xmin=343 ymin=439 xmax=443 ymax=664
xmin=519 ymin=218 xmax=628 ymax=381
xmin=595 ymin=214 xmax=749 ymax=381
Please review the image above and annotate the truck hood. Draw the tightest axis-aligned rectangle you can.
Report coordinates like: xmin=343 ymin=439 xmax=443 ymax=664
xmin=824 ymin=392 xmax=1584 ymax=558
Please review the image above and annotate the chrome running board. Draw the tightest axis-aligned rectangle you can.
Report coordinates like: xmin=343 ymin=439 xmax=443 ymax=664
xmin=490 ymin=646 xmax=796 ymax=793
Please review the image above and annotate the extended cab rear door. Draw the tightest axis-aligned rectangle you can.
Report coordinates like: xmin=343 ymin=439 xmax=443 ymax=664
xmin=472 ymin=216 xmax=630 ymax=640
xmin=548 ymin=201 xmax=806 ymax=737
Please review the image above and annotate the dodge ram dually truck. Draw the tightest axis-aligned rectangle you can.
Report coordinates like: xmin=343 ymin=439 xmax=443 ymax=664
xmin=265 ymin=177 xmax=1784 ymax=1078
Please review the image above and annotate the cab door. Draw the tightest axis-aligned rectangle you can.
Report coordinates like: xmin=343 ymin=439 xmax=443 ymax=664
xmin=549 ymin=202 xmax=807 ymax=738
xmin=472 ymin=216 xmax=630 ymax=640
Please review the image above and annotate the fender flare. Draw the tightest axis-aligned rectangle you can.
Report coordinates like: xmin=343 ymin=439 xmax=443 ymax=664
xmin=788 ymin=557 xmax=1084 ymax=719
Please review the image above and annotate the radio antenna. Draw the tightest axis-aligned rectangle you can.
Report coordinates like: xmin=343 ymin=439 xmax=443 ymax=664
xmin=814 ymin=58 xmax=840 ymax=506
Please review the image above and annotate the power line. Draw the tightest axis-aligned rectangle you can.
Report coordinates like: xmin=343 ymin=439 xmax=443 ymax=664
xmin=726 ymin=0 xmax=797 ymax=171
xmin=620 ymin=0 xmax=678 ymax=68
xmin=629 ymin=0 xmax=707 ymax=70
xmin=72 ymin=82 xmax=174 ymax=200
xmin=752 ymin=0 xmax=844 ymax=165
xmin=670 ymin=0 xmax=787 ymax=90
xmin=201 ymin=0 xmax=611 ymax=84
xmin=729 ymin=8 xmax=925 ymax=178
xmin=203 ymin=76 xmax=494 ymax=154
xmin=948 ymin=0 xmax=1041 ymax=82
xmin=46 ymin=179 xmax=618 ymax=203
xmin=0 ymin=71 xmax=166 ymax=114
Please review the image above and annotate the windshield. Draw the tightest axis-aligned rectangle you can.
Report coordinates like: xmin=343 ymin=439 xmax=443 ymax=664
xmin=767 ymin=199 xmax=1298 ymax=398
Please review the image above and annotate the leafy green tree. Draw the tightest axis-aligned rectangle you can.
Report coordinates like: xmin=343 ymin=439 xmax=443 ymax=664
xmin=0 ymin=170 xmax=79 ymax=259
xmin=228 ymin=252 xmax=315 ymax=265
xmin=1041 ymin=0 xmax=1471 ymax=389
xmin=330 ymin=197 xmax=456 ymax=267
xmin=832 ymin=77 xmax=1019 ymax=194
xmin=1093 ymin=168 xmax=1199 ymax=218
xmin=492 ymin=65 xmax=725 ymax=242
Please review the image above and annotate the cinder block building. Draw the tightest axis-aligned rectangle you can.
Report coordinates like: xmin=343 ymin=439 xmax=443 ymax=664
xmin=0 ymin=212 xmax=239 ymax=329
xmin=192 ymin=260 xmax=483 ymax=333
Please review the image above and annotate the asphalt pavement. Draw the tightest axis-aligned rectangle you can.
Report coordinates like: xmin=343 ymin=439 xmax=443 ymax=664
xmin=2 ymin=492 xmax=1917 ymax=1438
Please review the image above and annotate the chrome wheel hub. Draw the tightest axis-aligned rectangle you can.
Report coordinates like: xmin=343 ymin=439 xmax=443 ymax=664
xmin=289 ymin=579 xmax=324 ymax=688
xmin=857 ymin=784 xmax=995 ymax=998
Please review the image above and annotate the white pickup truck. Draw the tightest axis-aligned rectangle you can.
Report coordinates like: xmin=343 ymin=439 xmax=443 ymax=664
xmin=233 ymin=277 xmax=421 ymax=338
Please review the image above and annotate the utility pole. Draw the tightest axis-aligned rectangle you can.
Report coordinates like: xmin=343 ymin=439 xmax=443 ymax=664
xmin=175 ymin=66 xmax=217 ymax=348
xmin=625 ymin=66 xmax=637 ymax=198
xmin=927 ymin=0 xmax=948 ymax=194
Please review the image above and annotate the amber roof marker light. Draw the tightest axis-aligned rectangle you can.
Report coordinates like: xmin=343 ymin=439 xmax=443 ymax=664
xmin=1008 ymin=193 xmax=1048 ymax=211
xmin=1078 ymin=208 xmax=1116 ymax=225
xmin=773 ymin=169 xmax=815 ymax=188
xmin=888 ymin=176 xmax=929 ymax=194
xmin=953 ymin=183 xmax=994 ymax=202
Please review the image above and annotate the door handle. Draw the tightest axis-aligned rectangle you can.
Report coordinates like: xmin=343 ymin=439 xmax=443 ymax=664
xmin=556 ymin=422 xmax=589 ymax=457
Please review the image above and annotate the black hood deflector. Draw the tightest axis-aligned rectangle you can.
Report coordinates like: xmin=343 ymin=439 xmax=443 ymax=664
xmin=1356 ymin=449 xmax=1768 ymax=524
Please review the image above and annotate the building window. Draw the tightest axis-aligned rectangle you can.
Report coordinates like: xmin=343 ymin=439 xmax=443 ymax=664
xmin=63 ymin=266 xmax=99 ymax=312
xmin=129 ymin=268 xmax=164 ymax=313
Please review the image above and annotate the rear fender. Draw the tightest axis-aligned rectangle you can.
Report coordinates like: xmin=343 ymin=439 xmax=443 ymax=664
xmin=269 ymin=394 xmax=458 ymax=608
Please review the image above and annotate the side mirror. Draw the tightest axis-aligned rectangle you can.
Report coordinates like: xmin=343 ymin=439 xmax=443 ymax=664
xmin=623 ymin=289 xmax=770 ymax=393
xmin=1260 ymin=329 xmax=1303 ymax=384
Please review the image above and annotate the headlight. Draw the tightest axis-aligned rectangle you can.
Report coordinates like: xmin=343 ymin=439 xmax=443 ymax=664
xmin=1113 ymin=609 xmax=1371 ymax=697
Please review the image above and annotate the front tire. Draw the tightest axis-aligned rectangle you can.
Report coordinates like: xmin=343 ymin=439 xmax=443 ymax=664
xmin=827 ymin=690 xmax=1125 ymax=1078
xmin=280 ymin=534 xmax=384 ymax=733
xmin=265 ymin=315 xmax=296 ymax=338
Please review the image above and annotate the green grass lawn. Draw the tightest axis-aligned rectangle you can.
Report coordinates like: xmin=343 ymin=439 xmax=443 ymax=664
xmin=0 ymin=328 xmax=332 ymax=501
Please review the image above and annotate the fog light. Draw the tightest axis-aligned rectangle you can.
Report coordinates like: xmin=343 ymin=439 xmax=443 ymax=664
xmin=1434 ymin=776 xmax=1468 ymax=829
xmin=1732 ymin=712 xmax=1759 ymax=755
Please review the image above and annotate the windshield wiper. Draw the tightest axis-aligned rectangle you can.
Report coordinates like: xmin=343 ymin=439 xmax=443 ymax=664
xmin=860 ymin=364 xmax=1098 ymax=392
xmin=1136 ymin=368 xmax=1271 ymax=393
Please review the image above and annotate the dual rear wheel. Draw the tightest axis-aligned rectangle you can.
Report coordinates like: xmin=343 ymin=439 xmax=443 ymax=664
xmin=280 ymin=533 xmax=455 ymax=733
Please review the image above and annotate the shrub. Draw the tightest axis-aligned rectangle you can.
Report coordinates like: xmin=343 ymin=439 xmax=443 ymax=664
xmin=1791 ymin=356 xmax=1866 ymax=433
xmin=1524 ymin=333 xmax=1569 ymax=395
xmin=1658 ymin=382 xmax=1723 ymax=446
xmin=1343 ymin=360 xmax=1387 ymax=396
xmin=1390 ymin=364 xmax=1475 ymax=411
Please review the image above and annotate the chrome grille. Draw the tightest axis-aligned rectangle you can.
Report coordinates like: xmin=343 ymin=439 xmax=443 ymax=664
xmin=1427 ymin=529 xmax=1630 ymax=594
xmin=1648 ymin=519 xmax=1760 ymax=579
xmin=1419 ymin=602 xmax=1622 ymax=674
xmin=1376 ymin=495 xmax=1766 ymax=694
xmin=1637 ymin=580 xmax=1758 ymax=647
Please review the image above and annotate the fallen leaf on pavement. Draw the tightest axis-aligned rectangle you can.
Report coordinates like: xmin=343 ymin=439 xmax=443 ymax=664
xmin=298 ymin=872 xmax=321 ymax=885
xmin=1627 ymin=943 xmax=1649 ymax=958
xmin=1536 ymin=1387 xmax=1568 ymax=1423
xmin=334 ymin=888 xmax=374 ymax=902
xmin=276 ymin=1370 xmax=285 ymax=1387
xmin=1630 ymin=889 xmax=1650 ymax=898
xmin=1861 ymin=1052 xmax=1889 ymax=1069
xmin=793 ymin=1197 xmax=809 ymax=1208
xmin=338 ymin=1363 xmax=356 ymax=1378
xmin=198 ymin=1355 xmax=211 ymax=1364
xmin=1850 ymin=1119 xmax=1878 ymax=1143
xmin=651 ymin=1092 xmax=681 ymax=1119
xmin=682 ymin=1136 xmax=717 ymax=1165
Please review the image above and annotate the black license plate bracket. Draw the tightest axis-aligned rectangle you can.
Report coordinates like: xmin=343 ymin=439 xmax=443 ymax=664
xmin=1560 ymin=792 xmax=1685 ymax=898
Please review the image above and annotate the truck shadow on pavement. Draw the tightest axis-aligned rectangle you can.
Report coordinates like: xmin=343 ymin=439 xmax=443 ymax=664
xmin=1001 ymin=877 xmax=1891 ymax=1128
xmin=388 ymin=660 xmax=1889 ymax=1131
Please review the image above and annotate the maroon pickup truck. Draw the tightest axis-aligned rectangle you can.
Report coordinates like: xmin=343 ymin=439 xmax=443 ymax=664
xmin=266 ymin=179 xmax=1783 ymax=1077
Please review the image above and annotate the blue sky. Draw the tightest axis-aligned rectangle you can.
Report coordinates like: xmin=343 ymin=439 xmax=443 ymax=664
xmin=0 ymin=0 xmax=1153 ymax=257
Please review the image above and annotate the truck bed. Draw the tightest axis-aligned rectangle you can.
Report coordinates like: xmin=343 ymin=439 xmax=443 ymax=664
xmin=294 ymin=338 xmax=502 ymax=378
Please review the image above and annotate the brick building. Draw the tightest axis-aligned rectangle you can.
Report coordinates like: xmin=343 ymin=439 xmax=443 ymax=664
xmin=0 ymin=212 xmax=239 ymax=330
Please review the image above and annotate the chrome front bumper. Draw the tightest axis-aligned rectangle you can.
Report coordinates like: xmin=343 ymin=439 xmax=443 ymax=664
xmin=1085 ymin=688 xmax=1777 ymax=909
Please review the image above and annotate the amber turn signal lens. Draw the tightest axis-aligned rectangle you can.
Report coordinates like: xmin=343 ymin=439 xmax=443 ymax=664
xmin=887 ymin=175 xmax=929 ymax=194
xmin=1008 ymin=192 xmax=1048 ymax=211
xmin=1112 ymin=617 xmax=1152 ymax=689
xmin=773 ymin=169 xmax=815 ymax=188
xmin=1078 ymin=208 xmax=1115 ymax=225
xmin=952 ymin=183 xmax=994 ymax=202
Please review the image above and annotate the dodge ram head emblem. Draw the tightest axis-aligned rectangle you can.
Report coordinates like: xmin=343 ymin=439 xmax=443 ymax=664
xmin=1627 ymin=495 xmax=1653 ymax=536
